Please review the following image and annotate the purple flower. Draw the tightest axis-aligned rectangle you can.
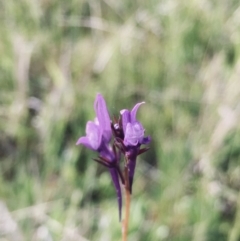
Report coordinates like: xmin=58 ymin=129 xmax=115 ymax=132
xmin=120 ymin=102 xmax=150 ymax=193
xmin=120 ymin=102 xmax=150 ymax=146
xmin=76 ymin=94 xmax=151 ymax=219
xmin=76 ymin=94 xmax=112 ymax=151
xmin=76 ymin=94 xmax=122 ymax=220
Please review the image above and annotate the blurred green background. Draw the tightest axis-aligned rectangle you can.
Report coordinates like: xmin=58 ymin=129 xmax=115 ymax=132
xmin=1 ymin=0 xmax=240 ymax=240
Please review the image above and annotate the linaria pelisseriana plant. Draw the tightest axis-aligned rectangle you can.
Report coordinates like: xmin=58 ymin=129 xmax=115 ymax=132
xmin=76 ymin=94 xmax=150 ymax=241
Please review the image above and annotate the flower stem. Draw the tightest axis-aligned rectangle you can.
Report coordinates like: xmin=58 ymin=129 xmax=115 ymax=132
xmin=122 ymin=165 xmax=131 ymax=241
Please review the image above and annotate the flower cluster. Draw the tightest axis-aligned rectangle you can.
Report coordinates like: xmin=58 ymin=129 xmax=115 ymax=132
xmin=76 ymin=94 xmax=150 ymax=220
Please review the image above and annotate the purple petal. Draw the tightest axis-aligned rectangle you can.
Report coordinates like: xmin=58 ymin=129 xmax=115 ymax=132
xmin=76 ymin=136 xmax=93 ymax=149
xmin=130 ymin=102 xmax=145 ymax=123
xmin=94 ymin=94 xmax=112 ymax=142
xmin=141 ymin=136 xmax=151 ymax=144
xmin=120 ymin=109 xmax=130 ymax=134
xmin=124 ymin=122 xmax=144 ymax=146
xmin=85 ymin=121 xmax=102 ymax=150
xmin=109 ymin=168 xmax=122 ymax=221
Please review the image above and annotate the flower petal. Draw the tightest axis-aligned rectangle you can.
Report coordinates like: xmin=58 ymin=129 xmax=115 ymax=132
xmin=130 ymin=102 xmax=145 ymax=123
xmin=124 ymin=122 xmax=144 ymax=146
xmin=94 ymin=94 xmax=112 ymax=142
xmin=76 ymin=136 xmax=93 ymax=149
xmin=141 ymin=136 xmax=151 ymax=144
xmin=86 ymin=121 xmax=102 ymax=150
xmin=120 ymin=109 xmax=130 ymax=134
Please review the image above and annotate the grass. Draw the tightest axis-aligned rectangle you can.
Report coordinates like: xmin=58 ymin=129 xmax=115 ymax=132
xmin=1 ymin=0 xmax=240 ymax=240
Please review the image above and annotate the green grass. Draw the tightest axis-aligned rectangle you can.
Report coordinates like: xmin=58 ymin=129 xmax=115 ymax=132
xmin=1 ymin=0 xmax=240 ymax=240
